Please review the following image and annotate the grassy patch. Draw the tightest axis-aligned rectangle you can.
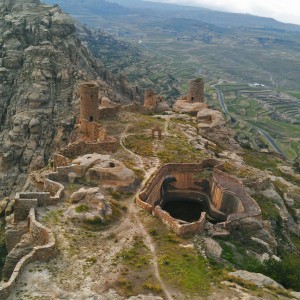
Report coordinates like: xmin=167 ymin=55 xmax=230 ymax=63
xmin=124 ymin=135 xmax=154 ymax=157
xmin=157 ymin=135 xmax=204 ymax=163
xmin=145 ymin=215 xmax=222 ymax=297
xmin=75 ymin=204 xmax=89 ymax=213
xmin=43 ymin=209 xmax=63 ymax=224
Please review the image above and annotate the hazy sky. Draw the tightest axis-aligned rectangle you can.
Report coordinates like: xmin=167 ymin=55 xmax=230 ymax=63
xmin=150 ymin=0 xmax=300 ymax=25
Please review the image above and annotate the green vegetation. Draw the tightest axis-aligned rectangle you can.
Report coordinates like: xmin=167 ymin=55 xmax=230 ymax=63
xmin=75 ymin=204 xmax=89 ymax=213
xmin=145 ymin=215 xmax=222 ymax=297
xmin=43 ymin=209 xmax=63 ymax=224
xmin=124 ymin=135 xmax=154 ymax=157
xmin=157 ymin=136 xmax=204 ymax=163
xmin=253 ymin=194 xmax=281 ymax=222
xmin=259 ymin=256 xmax=300 ymax=291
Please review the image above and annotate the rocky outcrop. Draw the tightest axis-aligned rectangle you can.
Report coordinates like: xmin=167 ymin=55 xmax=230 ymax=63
xmin=68 ymin=187 xmax=112 ymax=223
xmin=0 ymin=0 xmax=137 ymax=197
xmin=57 ymin=153 xmax=137 ymax=189
xmin=172 ymin=98 xmax=208 ymax=115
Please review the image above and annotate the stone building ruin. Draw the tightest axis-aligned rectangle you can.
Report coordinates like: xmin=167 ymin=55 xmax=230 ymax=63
xmin=136 ymin=159 xmax=261 ymax=236
xmin=143 ymin=89 xmax=170 ymax=113
xmin=173 ymin=77 xmax=207 ymax=115
xmin=187 ymin=77 xmax=204 ymax=103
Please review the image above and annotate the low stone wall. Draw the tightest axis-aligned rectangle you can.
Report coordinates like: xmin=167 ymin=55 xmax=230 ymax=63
xmin=154 ymin=206 xmax=206 ymax=236
xmin=14 ymin=198 xmax=37 ymax=222
xmin=0 ymin=208 xmax=56 ymax=299
xmin=44 ymin=177 xmax=64 ymax=201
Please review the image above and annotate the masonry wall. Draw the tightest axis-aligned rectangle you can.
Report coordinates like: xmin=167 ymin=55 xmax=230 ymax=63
xmin=14 ymin=198 xmax=37 ymax=222
xmin=98 ymin=106 xmax=120 ymax=119
xmin=154 ymin=206 xmax=206 ymax=236
xmin=43 ymin=178 xmax=64 ymax=201
xmin=139 ymin=163 xmax=204 ymax=207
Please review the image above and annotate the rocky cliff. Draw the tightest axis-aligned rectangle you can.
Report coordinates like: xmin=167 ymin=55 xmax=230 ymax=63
xmin=0 ymin=0 xmax=138 ymax=197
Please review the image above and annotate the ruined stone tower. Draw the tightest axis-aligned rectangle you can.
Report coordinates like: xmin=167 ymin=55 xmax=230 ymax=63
xmin=187 ymin=77 xmax=204 ymax=103
xmin=144 ymin=89 xmax=157 ymax=107
xmin=80 ymin=82 xmax=99 ymax=122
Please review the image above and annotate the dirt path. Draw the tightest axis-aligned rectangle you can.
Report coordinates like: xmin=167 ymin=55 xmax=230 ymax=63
xmin=120 ymin=120 xmax=174 ymax=300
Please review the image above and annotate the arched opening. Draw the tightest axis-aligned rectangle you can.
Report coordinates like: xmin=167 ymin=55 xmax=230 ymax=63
xmin=89 ymin=116 xmax=93 ymax=122
xmin=191 ymin=96 xmax=195 ymax=101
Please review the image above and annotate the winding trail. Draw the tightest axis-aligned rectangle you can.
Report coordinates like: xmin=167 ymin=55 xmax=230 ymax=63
xmin=119 ymin=121 xmax=174 ymax=300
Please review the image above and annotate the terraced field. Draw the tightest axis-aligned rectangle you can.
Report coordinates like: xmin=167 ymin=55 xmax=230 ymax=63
xmin=215 ymin=83 xmax=300 ymax=160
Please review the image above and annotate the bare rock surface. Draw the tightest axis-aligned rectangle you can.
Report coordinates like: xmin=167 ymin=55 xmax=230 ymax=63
xmin=172 ymin=99 xmax=207 ymax=115
xmin=197 ymin=108 xmax=225 ymax=128
xmin=67 ymin=187 xmax=112 ymax=223
xmin=205 ymin=238 xmax=223 ymax=258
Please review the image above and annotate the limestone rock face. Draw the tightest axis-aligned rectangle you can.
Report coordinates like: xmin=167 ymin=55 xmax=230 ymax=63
xmin=0 ymin=0 xmax=137 ymax=197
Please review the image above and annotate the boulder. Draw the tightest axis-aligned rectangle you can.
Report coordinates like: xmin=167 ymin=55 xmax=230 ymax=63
xmin=204 ymin=238 xmax=223 ymax=258
xmin=229 ymin=270 xmax=284 ymax=289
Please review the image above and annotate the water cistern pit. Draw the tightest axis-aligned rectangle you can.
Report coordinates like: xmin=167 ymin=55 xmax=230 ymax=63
xmin=159 ymin=175 xmax=214 ymax=223
xmin=162 ymin=199 xmax=204 ymax=223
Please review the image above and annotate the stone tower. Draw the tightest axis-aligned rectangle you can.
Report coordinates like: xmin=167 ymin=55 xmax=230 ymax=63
xmin=80 ymin=82 xmax=99 ymax=122
xmin=144 ymin=89 xmax=157 ymax=107
xmin=187 ymin=78 xmax=204 ymax=103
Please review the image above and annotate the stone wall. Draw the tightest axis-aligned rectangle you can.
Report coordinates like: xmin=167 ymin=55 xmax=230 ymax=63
xmin=44 ymin=177 xmax=64 ymax=201
xmin=138 ymin=163 xmax=205 ymax=207
xmin=154 ymin=206 xmax=206 ymax=236
xmin=0 ymin=208 xmax=56 ymax=299
xmin=98 ymin=106 xmax=120 ymax=119
xmin=59 ymin=138 xmax=117 ymax=159
xmin=14 ymin=198 xmax=37 ymax=222
xmin=52 ymin=153 xmax=70 ymax=170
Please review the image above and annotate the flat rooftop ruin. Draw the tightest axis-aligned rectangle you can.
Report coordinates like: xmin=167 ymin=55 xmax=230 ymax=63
xmin=136 ymin=159 xmax=261 ymax=236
